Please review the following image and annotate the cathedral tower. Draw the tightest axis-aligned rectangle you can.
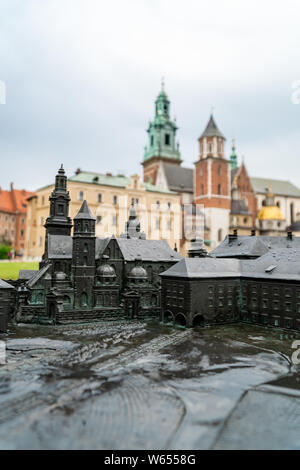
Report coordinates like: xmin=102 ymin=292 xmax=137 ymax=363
xmin=72 ymin=200 xmax=96 ymax=309
xmin=142 ymin=82 xmax=181 ymax=185
xmin=42 ymin=165 xmax=72 ymax=262
xmin=194 ymin=114 xmax=231 ymax=246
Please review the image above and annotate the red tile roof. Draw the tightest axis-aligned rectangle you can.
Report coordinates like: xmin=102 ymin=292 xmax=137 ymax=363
xmin=0 ymin=187 xmax=35 ymax=214
xmin=13 ymin=189 xmax=35 ymax=214
xmin=0 ymin=190 xmax=15 ymax=214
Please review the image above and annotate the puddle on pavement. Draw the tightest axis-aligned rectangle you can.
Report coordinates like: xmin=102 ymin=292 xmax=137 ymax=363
xmin=0 ymin=320 xmax=299 ymax=449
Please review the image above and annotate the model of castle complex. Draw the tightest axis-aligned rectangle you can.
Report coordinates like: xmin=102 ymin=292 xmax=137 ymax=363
xmin=1 ymin=166 xmax=300 ymax=334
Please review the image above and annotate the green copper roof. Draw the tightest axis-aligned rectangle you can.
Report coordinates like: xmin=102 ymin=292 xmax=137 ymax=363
xmin=143 ymin=84 xmax=181 ymax=162
xmin=230 ymin=139 xmax=238 ymax=170
xmin=68 ymin=171 xmax=177 ymax=194
xmin=200 ymin=114 xmax=225 ymax=139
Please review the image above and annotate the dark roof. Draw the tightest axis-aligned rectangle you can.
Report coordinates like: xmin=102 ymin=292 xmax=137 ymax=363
xmin=161 ymin=247 xmax=300 ymax=282
xmin=19 ymin=270 xmax=38 ymax=280
xmin=162 ymin=163 xmax=193 ymax=193
xmin=74 ymin=200 xmax=96 ymax=220
xmin=231 ymin=199 xmax=250 ymax=215
xmin=100 ymin=238 xmax=183 ymax=262
xmin=241 ymin=248 xmax=300 ymax=281
xmin=199 ymin=115 xmax=225 ymax=140
xmin=47 ymin=234 xmax=182 ymax=262
xmin=160 ymin=258 xmax=241 ymax=278
xmin=250 ymin=177 xmax=300 ymax=197
xmin=211 ymin=235 xmax=300 ymax=259
xmin=0 ymin=279 xmax=14 ymax=289
xmin=27 ymin=264 xmax=51 ymax=288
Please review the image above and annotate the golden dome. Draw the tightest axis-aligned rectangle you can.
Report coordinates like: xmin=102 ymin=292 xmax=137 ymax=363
xmin=258 ymin=206 xmax=285 ymax=221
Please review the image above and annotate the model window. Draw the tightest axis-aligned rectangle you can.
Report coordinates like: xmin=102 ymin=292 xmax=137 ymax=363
xmin=81 ymin=293 xmax=88 ymax=307
xmin=218 ymin=228 xmax=223 ymax=242
xmin=113 ymin=195 xmax=117 ymax=205
xmin=165 ymin=134 xmax=170 ymax=145
xmin=79 ymin=191 xmax=84 ymax=201
xmin=98 ymin=193 xmax=102 ymax=203
xmin=97 ymin=215 xmax=102 ymax=225
xmin=285 ymin=318 xmax=292 ymax=329
xmin=218 ymin=184 xmax=222 ymax=195
xmin=156 ymin=201 xmax=160 ymax=209
xmin=218 ymin=165 xmax=222 ymax=176
xmin=208 ymin=143 xmax=212 ymax=153
xmin=151 ymin=135 xmax=154 ymax=146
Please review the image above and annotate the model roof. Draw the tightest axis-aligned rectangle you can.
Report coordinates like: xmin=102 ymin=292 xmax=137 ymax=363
xmin=74 ymin=200 xmax=96 ymax=220
xmin=0 ymin=279 xmax=14 ymax=289
xmin=47 ymin=234 xmax=182 ymax=262
xmin=161 ymin=247 xmax=300 ymax=282
xmin=210 ymin=235 xmax=300 ymax=259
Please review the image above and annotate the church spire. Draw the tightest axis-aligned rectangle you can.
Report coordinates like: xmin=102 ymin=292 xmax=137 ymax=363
xmin=230 ymin=139 xmax=238 ymax=170
xmin=143 ymin=82 xmax=181 ymax=164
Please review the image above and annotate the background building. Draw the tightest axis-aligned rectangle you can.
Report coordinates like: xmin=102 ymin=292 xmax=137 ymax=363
xmin=25 ymin=170 xmax=181 ymax=259
xmin=0 ymin=183 xmax=34 ymax=255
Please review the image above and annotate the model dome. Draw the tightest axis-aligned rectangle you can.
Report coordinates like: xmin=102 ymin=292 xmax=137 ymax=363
xmin=128 ymin=266 xmax=148 ymax=279
xmin=97 ymin=264 xmax=116 ymax=277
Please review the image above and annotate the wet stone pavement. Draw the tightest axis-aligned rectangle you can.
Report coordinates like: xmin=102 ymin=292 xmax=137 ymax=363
xmin=0 ymin=320 xmax=300 ymax=450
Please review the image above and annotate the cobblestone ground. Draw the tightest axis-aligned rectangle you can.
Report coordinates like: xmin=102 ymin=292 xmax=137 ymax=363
xmin=0 ymin=321 xmax=299 ymax=449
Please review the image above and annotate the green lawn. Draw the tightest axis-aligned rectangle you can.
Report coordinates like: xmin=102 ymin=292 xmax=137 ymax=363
xmin=0 ymin=262 xmax=39 ymax=280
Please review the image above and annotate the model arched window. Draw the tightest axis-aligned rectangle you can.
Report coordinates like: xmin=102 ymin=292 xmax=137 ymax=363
xmin=81 ymin=293 xmax=88 ymax=307
xmin=63 ymin=295 xmax=70 ymax=305
xmin=218 ymin=184 xmax=222 ymax=195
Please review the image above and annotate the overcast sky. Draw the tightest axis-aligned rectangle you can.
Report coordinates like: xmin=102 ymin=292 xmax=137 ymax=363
xmin=0 ymin=0 xmax=300 ymax=190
